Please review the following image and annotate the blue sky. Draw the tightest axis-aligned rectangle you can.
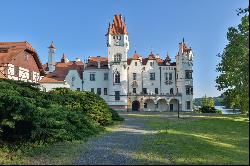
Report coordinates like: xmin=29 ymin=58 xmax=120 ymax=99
xmin=0 ymin=0 xmax=248 ymax=98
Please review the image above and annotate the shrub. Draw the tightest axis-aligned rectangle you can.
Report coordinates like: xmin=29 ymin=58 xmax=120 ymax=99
xmin=110 ymin=108 xmax=124 ymax=121
xmin=0 ymin=79 xmax=123 ymax=144
xmin=48 ymin=88 xmax=114 ymax=125
xmin=216 ymin=109 xmax=223 ymax=114
xmin=31 ymin=105 xmax=102 ymax=143
xmin=199 ymin=106 xmax=217 ymax=113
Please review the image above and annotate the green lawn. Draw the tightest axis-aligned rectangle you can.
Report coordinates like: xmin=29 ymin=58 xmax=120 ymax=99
xmin=0 ymin=113 xmax=249 ymax=165
xmin=129 ymin=113 xmax=249 ymax=165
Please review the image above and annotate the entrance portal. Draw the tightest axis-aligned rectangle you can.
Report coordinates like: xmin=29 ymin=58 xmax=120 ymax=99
xmin=132 ymin=100 xmax=140 ymax=111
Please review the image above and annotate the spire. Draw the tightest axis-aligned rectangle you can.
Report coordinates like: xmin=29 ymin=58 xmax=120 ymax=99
xmin=106 ymin=14 xmax=128 ymax=35
xmin=61 ymin=53 xmax=69 ymax=63
xmin=166 ymin=52 xmax=171 ymax=62
xmin=182 ymin=37 xmax=185 ymax=43
xmin=48 ymin=41 xmax=56 ymax=49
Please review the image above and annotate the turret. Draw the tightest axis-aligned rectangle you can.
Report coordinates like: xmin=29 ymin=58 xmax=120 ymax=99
xmin=61 ymin=53 xmax=69 ymax=63
xmin=106 ymin=14 xmax=129 ymax=110
xmin=48 ymin=41 xmax=56 ymax=72
xmin=176 ymin=38 xmax=194 ymax=111
xmin=106 ymin=14 xmax=129 ymax=63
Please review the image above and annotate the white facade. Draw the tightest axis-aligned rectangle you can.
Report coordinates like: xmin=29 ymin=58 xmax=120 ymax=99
xmin=40 ymin=15 xmax=194 ymax=112
xmin=3 ymin=63 xmax=42 ymax=83
xmin=40 ymin=82 xmax=70 ymax=92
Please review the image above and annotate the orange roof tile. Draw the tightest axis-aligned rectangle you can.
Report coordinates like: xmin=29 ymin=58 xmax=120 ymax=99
xmin=106 ymin=14 xmax=128 ymax=35
xmin=40 ymin=61 xmax=84 ymax=83
xmin=148 ymin=53 xmax=156 ymax=60
xmin=132 ymin=53 xmax=140 ymax=60
xmin=0 ymin=41 xmax=45 ymax=75
xmin=48 ymin=41 xmax=56 ymax=49
xmin=0 ymin=71 xmax=6 ymax=79
xmin=86 ymin=56 xmax=108 ymax=69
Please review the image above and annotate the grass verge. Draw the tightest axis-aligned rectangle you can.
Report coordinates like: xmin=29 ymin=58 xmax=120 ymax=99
xmin=126 ymin=113 xmax=249 ymax=165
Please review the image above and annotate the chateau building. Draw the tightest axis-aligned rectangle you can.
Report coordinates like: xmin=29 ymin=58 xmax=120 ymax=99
xmin=40 ymin=14 xmax=194 ymax=111
xmin=0 ymin=41 xmax=45 ymax=83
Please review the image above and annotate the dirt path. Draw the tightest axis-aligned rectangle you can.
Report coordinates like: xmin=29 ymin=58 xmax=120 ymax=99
xmin=72 ymin=112 xmax=167 ymax=165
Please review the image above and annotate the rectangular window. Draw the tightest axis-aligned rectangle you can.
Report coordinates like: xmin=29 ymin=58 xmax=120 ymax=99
xmin=186 ymin=86 xmax=193 ymax=95
xmin=186 ymin=101 xmax=191 ymax=109
xmin=186 ymin=87 xmax=190 ymax=95
xmin=115 ymin=91 xmax=120 ymax=100
xmin=14 ymin=66 xmax=19 ymax=76
xmin=133 ymin=88 xmax=136 ymax=94
xmin=90 ymin=74 xmax=95 ymax=81
xmin=91 ymin=88 xmax=94 ymax=93
xmin=155 ymin=88 xmax=158 ymax=94
xmin=185 ymin=70 xmax=193 ymax=79
xmin=104 ymin=88 xmax=108 ymax=95
xmin=143 ymin=88 xmax=147 ymax=94
xmin=104 ymin=73 xmax=108 ymax=80
xmin=135 ymin=62 xmax=137 ymax=66
xmin=165 ymin=73 xmax=168 ymax=80
xmin=169 ymin=73 xmax=172 ymax=80
xmin=133 ymin=73 xmax=136 ymax=80
xmin=77 ymin=88 xmax=80 ymax=91
xmin=150 ymin=62 xmax=153 ymax=66
xmin=144 ymin=103 xmax=147 ymax=108
xmin=150 ymin=73 xmax=155 ymax=80
xmin=97 ymin=88 xmax=101 ymax=95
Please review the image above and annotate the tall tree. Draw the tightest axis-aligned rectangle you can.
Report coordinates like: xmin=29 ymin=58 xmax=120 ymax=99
xmin=216 ymin=7 xmax=249 ymax=114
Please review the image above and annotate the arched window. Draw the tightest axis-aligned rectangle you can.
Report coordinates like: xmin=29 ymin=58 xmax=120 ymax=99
xmin=170 ymin=88 xmax=174 ymax=95
xmin=114 ymin=53 xmax=122 ymax=62
xmin=115 ymin=72 xmax=120 ymax=83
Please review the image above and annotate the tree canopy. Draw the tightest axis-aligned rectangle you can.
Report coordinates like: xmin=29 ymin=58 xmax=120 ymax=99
xmin=216 ymin=7 xmax=249 ymax=114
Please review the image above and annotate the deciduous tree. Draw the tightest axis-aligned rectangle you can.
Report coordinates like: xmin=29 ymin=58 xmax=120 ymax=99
xmin=216 ymin=7 xmax=249 ymax=114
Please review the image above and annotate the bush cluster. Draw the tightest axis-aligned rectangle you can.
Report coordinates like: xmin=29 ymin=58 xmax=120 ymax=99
xmin=0 ymin=79 xmax=123 ymax=143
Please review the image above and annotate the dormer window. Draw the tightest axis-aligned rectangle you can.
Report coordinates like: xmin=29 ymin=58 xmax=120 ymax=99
xmin=150 ymin=62 xmax=154 ymax=66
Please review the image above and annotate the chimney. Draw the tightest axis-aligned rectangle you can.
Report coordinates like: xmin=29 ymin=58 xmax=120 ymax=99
xmin=97 ymin=56 xmax=101 ymax=68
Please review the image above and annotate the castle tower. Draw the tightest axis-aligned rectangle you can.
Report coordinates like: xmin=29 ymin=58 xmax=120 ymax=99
xmin=176 ymin=38 xmax=194 ymax=111
xmin=48 ymin=41 xmax=56 ymax=72
xmin=106 ymin=14 xmax=129 ymax=110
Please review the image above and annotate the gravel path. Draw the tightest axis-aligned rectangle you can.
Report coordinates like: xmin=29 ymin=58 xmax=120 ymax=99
xmin=72 ymin=113 xmax=158 ymax=165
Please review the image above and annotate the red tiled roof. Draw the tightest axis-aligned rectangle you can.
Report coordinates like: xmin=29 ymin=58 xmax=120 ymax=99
xmin=148 ymin=53 xmax=156 ymax=60
xmin=127 ymin=58 xmax=132 ymax=65
xmin=182 ymin=42 xmax=191 ymax=54
xmin=106 ymin=14 xmax=128 ymax=35
xmin=0 ymin=71 xmax=6 ymax=79
xmin=48 ymin=41 xmax=55 ymax=49
xmin=40 ymin=61 xmax=84 ymax=83
xmin=0 ymin=41 xmax=45 ymax=75
xmin=86 ymin=56 xmax=108 ymax=69
xmin=132 ymin=53 xmax=140 ymax=60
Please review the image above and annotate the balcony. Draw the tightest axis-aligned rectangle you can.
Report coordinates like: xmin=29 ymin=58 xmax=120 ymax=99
xmin=127 ymin=92 xmax=182 ymax=97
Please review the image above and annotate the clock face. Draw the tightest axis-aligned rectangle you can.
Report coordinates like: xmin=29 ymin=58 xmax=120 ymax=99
xmin=115 ymin=39 xmax=120 ymax=46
